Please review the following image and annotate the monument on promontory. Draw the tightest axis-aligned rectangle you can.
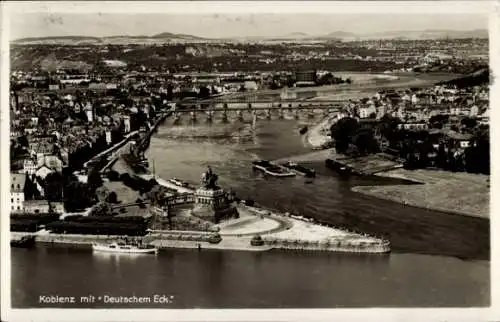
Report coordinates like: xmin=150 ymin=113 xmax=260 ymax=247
xmin=191 ymin=166 xmax=239 ymax=223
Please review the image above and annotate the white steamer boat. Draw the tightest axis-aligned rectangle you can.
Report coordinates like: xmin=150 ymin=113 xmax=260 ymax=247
xmin=92 ymin=242 xmax=158 ymax=254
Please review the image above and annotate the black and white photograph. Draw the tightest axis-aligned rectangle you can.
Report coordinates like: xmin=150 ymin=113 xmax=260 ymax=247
xmin=1 ymin=1 xmax=497 ymax=321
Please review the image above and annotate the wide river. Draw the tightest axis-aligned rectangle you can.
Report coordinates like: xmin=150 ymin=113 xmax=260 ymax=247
xmin=11 ymin=115 xmax=490 ymax=308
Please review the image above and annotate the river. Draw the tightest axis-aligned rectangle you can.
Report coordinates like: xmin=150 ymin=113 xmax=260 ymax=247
xmin=11 ymin=116 xmax=490 ymax=308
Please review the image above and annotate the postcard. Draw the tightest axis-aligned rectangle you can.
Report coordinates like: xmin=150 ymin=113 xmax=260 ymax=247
xmin=1 ymin=1 xmax=497 ymax=321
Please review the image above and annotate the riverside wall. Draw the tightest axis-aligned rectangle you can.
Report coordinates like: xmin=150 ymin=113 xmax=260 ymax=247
xmin=136 ymin=112 xmax=170 ymax=152
xmin=261 ymin=239 xmax=391 ymax=254
xmin=11 ymin=232 xmax=121 ymax=245
xmin=233 ymin=203 xmax=391 ymax=254
xmin=11 ymin=229 xmax=391 ymax=254
xmin=10 ymin=231 xmax=219 ymax=247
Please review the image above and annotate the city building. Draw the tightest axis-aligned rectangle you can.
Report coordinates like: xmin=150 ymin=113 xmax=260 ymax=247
xmin=22 ymin=158 xmax=37 ymax=175
xmin=10 ymin=173 xmax=26 ymax=213
xmin=359 ymin=105 xmax=377 ymax=119
xmin=294 ymin=70 xmax=317 ymax=83
xmin=24 ymin=200 xmax=50 ymax=214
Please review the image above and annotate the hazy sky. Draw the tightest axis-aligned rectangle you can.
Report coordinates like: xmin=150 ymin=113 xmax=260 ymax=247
xmin=10 ymin=12 xmax=488 ymax=40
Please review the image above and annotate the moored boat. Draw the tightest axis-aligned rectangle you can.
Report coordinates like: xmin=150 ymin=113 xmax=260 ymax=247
xmin=138 ymin=158 xmax=149 ymax=167
xmin=168 ymin=177 xmax=195 ymax=188
xmin=281 ymin=161 xmax=316 ymax=177
xmin=252 ymin=160 xmax=295 ymax=177
xmin=11 ymin=235 xmax=36 ymax=248
xmin=92 ymin=242 xmax=158 ymax=254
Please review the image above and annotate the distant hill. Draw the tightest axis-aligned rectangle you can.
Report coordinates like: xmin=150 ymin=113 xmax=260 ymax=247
xmin=323 ymin=31 xmax=357 ymax=39
xmin=151 ymin=32 xmax=205 ymax=40
xmin=245 ymin=29 xmax=488 ymax=42
xmin=12 ymin=28 xmax=488 ymax=45
xmin=13 ymin=32 xmax=208 ymax=45
xmin=15 ymin=35 xmax=101 ymax=42
xmin=363 ymin=29 xmax=488 ymax=40
xmin=281 ymin=32 xmax=311 ymax=39
xmin=14 ymin=36 xmax=103 ymax=45
xmin=420 ymin=29 xmax=488 ymax=39
xmin=104 ymin=35 xmax=151 ymax=39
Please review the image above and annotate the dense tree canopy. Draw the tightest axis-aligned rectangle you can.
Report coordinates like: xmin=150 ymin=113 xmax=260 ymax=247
xmin=87 ymin=167 xmax=103 ymax=194
xmin=44 ymin=172 xmax=64 ymax=202
xmin=63 ymin=179 xmax=93 ymax=212
xmin=330 ymin=117 xmax=359 ymax=154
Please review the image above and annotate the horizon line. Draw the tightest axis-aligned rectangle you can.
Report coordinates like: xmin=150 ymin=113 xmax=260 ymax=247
xmin=11 ymin=27 xmax=490 ymax=42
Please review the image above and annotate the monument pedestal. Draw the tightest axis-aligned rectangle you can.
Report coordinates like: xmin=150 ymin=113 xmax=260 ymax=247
xmin=192 ymin=187 xmax=238 ymax=224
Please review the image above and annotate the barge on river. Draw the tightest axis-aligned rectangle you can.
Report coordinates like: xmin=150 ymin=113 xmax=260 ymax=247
xmin=252 ymin=160 xmax=296 ymax=177
xmin=280 ymin=161 xmax=316 ymax=178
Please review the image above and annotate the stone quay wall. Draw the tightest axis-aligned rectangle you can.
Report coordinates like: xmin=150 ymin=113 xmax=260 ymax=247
xmin=261 ymin=238 xmax=391 ymax=254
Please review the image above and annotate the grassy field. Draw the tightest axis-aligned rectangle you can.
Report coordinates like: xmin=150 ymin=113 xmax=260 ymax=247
xmin=103 ymin=181 xmax=140 ymax=204
xmin=352 ymin=169 xmax=490 ymax=218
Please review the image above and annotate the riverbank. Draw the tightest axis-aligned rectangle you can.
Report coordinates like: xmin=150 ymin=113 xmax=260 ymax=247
xmin=301 ymin=110 xmax=489 ymax=218
xmin=10 ymin=201 xmax=391 ymax=254
xmin=352 ymin=168 xmax=490 ymax=219
xmin=303 ymin=113 xmax=335 ymax=149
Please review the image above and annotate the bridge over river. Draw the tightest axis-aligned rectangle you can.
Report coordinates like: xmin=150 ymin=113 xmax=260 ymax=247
xmin=169 ymin=99 xmax=345 ymax=124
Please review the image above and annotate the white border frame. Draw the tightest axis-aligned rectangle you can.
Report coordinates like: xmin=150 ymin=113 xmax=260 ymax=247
xmin=1 ymin=1 xmax=498 ymax=321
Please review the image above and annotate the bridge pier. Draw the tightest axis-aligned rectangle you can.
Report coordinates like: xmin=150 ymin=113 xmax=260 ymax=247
xmin=237 ymin=110 xmax=244 ymax=121
xmin=222 ymin=111 xmax=228 ymax=123
xmin=278 ymin=108 xmax=284 ymax=119
xmin=266 ymin=108 xmax=272 ymax=119
xmin=206 ymin=111 xmax=213 ymax=123
xmin=288 ymin=103 xmax=293 ymax=112
xmin=252 ymin=111 xmax=257 ymax=129
xmin=190 ymin=111 xmax=196 ymax=121
xmin=173 ymin=112 xmax=180 ymax=124
xmin=308 ymin=104 xmax=314 ymax=119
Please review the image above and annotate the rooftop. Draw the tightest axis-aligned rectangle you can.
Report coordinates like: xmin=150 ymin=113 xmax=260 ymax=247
xmin=446 ymin=130 xmax=473 ymax=141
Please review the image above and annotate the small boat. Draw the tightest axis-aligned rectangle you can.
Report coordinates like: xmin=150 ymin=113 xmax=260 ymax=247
xmin=252 ymin=160 xmax=296 ymax=177
xmin=92 ymin=242 xmax=158 ymax=254
xmin=138 ymin=158 xmax=149 ymax=167
xmin=11 ymin=235 xmax=36 ymax=248
xmin=281 ymin=161 xmax=316 ymax=178
xmin=299 ymin=126 xmax=308 ymax=135
xmin=168 ymin=178 xmax=194 ymax=188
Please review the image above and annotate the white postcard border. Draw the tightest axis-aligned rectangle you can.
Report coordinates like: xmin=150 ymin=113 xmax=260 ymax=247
xmin=1 ymin=1 xmax=498 ymax=321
